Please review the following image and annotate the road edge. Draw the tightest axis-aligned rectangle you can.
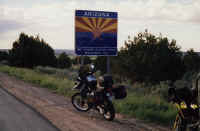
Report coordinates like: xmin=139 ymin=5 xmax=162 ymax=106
xmin=0 ymin=85 xmax=61 ymax=131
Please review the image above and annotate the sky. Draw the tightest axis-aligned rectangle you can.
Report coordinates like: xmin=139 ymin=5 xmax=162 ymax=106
xmin=0 ymin=0 xmax=199 ymax=51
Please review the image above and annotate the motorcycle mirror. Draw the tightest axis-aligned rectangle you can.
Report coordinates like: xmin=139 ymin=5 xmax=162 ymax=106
xmin=90 ymin=64 xmax=95 ymax=70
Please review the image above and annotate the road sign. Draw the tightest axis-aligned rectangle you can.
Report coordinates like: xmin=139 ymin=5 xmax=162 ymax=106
xmin=75 ymin=10 xmax=118 ymax=56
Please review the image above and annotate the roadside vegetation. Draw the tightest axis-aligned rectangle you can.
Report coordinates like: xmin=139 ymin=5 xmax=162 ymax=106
xmin=0 ymin=30 xmax=200 ymax=126
xmin=0 ymin=65 xmax=75 ymax=96
xmin=0 ymin=65 xmax=177 ymax=125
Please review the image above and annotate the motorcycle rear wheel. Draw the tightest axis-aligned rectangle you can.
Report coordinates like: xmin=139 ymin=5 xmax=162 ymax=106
xmin=102 ymin=101 xmax=115 ymax=121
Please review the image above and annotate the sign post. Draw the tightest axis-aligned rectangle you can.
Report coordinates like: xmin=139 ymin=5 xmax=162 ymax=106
xmin=75 ymin=10 xmax=118 ymax=73
xmin=107 ymin=56 xmax=110 ymax=74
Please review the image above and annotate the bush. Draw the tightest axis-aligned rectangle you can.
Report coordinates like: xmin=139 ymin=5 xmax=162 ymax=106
xmin=9 ymin=33 xmax=57 ymax=68
xmin=57 ymin=52 xmax=72 ymax=69
xmin=95 ymin=30 xmax=185 ymax=83
xmin=183 ymin=49 xmax=200 ymax=72
xmin=0 ymin=51 xmax=9 ymax=61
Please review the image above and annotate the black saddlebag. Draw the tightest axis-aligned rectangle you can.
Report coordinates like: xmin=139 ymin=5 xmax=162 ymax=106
xmin=112 ymin=85 xmax=127 ymax=99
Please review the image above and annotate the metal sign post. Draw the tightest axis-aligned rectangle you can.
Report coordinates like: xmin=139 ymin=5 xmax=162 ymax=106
xmin=81 ymin=56 xmax=84 ymax=65
xmin=107 ymin=56 xmax=110 ymax=74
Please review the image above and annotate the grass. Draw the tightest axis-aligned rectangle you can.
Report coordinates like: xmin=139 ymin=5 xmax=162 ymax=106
xmin=0 ymin=65 xmax=75 ymax=97
xmin=34 ymin=66 xmax=78 ymax=80
xmin=114 ymin=93 xmax=176 ymax=125
xmin=0 ymin=65 xmax=177 ymax=126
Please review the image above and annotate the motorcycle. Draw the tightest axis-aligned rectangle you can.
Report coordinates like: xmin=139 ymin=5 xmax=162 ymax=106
xmin=71 ymin=65 xmax=127 ymax=121
xmin=168 ymin=75 xmax=199 ymax=131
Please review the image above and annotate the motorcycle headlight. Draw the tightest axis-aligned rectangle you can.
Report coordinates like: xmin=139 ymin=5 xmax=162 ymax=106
xmin=106 ymin=93 xmax=110 ymax=97
xmin=180 ymin=102 xmax=187 ymax=109
xmin=190 ymin=104 xmax=198 ymax=109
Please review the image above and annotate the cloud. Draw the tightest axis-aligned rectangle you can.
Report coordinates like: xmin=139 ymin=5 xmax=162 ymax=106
xmin=0 ymin=0 xmax=199 ymax=50
xmin=0 ymin=6 xmax=31 ymax=34
xmin=0 ymin=20 xmax=25 ymax=33
xmin=2 ymin=0 xmax=199 ymax=30
xmin=113 ymin=0 xmax=200 ymax=24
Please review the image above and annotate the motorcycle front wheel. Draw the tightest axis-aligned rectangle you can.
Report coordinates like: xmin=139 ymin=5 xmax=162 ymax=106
xmin=174 ymin=118 xmax=185 ymax=131
xmin=71 ymin=93 xmax=91 ymax=112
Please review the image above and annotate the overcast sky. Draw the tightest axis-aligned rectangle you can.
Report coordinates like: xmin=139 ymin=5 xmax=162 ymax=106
xmin=0 ymin=0 xmax=199 ymax=51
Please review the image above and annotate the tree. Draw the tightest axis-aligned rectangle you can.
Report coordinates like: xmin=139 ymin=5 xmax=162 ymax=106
xmin=115 ymin=30 xmax=185 ymax=83
xmin=0 ymin=51 xmax=9 ymax=61
xmin=83 ymin=56 xmax=92 ymax=65
xmin=94 ymin=56 xmax=107 ymax=74
xmin=72 ymin=56 xmax=79 ymax=65
xmin=57 ymin=52 xmax=72 ymax=68
xmin=183 ymin=49 xmax=200 ymax=72
xmin=9 ymin=33 xmax=57 ymax=68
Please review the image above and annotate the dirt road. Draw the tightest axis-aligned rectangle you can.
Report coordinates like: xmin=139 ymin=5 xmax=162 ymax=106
xmin=0 ymin=72 xmax=169 ymax=131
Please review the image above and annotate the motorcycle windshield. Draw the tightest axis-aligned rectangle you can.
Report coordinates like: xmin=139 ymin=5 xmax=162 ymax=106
xmin=86 ymin=75 xmax=96 ymax=82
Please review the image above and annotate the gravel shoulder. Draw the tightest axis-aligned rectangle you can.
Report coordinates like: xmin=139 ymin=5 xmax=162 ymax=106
xmin=0 ymin=72 xmax=170 ymax=131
